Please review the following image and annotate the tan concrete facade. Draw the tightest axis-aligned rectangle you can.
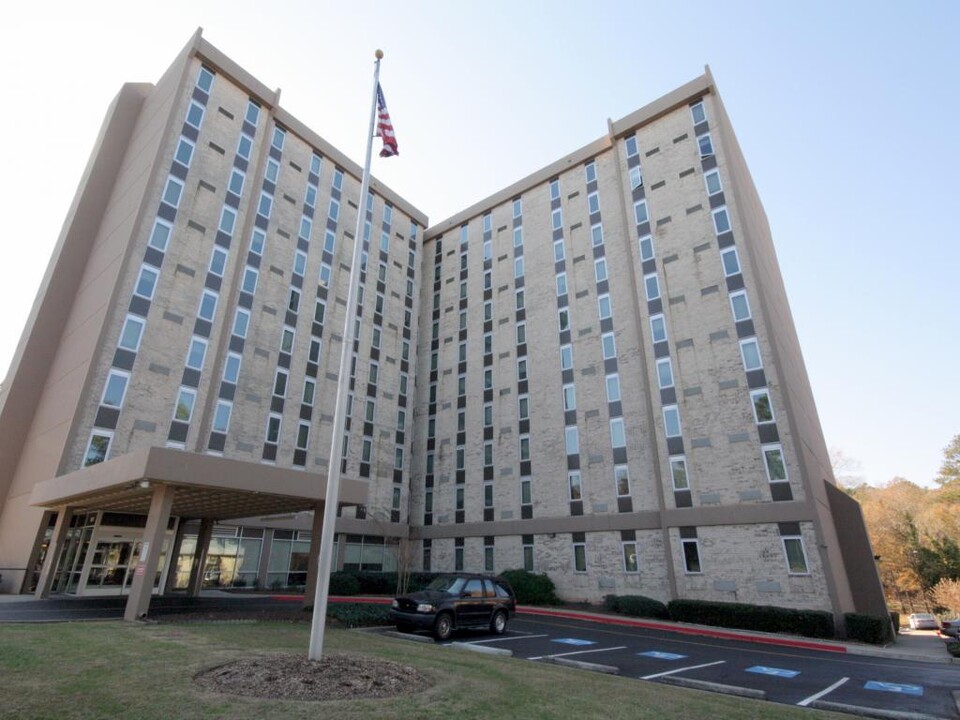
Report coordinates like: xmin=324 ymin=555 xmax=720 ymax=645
xmin=0 ymin=34 xmax=884 ymax=626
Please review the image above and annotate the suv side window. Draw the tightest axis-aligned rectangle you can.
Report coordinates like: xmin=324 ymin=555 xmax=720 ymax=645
xmin=482 ymin=579 xmax=495 ymax=597
xmin=494 ymin=581 xmax=512 ymax=598
xmin=463 ymin=579 xmax=484 ymax=597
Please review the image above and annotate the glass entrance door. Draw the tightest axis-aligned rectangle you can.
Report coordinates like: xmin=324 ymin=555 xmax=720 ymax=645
xmin=86 ymin=540 xmax=141 ymax=593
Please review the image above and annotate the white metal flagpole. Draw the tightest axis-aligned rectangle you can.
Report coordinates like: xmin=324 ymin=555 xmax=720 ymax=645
xmin=308 ymin=49 xmax=384 ymax=661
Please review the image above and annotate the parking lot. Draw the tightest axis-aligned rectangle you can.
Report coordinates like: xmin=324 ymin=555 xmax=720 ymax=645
xmin=399 ymin=613 xmax=959 ymax=719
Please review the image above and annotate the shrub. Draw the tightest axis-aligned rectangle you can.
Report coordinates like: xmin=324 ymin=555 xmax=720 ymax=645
xmin=604 ymin=594 xmax=669 ymax=620
xmin=500 ymin=569 xmax=561 ymax=605
xmin=947 ymin=640 xmax=960 ymax=659
xmin=844 ymin=613 xmax=892 ymax=645
xmin=329 ymin=572 xmax=361 ymax=596
xmin=326 ymin=602 xmax=391 ymax=628
xmin=889 ymin=611 xmax=899 ymax=634
xmin=667 ymin=599 xmax=835 ymax=639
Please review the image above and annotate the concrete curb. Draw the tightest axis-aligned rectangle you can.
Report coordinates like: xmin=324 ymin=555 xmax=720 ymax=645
xmin=844 ymin=643 xmax=956 ymax=665
xmin=658 ymin=676 xmax=766 ymax=700
xmin=449 ymin=642 xmax=513 ymax=657
xmin=541 ymin=656 xmax=620 ymax=674
xmin=382 ymin=630 xmax=433 ymax=643
xmin=809 ymin=700 xmax=946 ymax=720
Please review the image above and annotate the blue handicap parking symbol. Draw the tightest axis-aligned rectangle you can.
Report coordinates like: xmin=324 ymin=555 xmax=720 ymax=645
xmin=746 ymin=665 xmax=800 ymax=678
xmin=639 ymin=651 xmax=687 ymax=660
xmin=552 ymin=638 xmax=596 ymax=646
xmin=864 ymin=681 xmax=923 ymax=696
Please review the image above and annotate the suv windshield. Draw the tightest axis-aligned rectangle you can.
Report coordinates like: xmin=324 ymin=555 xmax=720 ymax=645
xmin=426 ymin=576 xmax=466 ymax=595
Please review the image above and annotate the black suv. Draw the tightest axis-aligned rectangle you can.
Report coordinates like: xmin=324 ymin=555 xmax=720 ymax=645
xmin=389 ymin=574 xmax=516 ymax=640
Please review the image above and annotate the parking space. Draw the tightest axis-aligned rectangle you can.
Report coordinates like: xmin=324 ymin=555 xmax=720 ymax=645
xmin=414 ymin=613 xmax=959 ymax=719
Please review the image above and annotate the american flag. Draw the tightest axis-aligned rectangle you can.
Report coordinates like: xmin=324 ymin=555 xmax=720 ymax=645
xmin=375 ymin=83 xmax=399 ymax=158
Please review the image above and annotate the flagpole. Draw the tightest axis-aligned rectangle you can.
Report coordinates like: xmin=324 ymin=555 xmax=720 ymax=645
xmin=308 ymin=49 xmax=383 ymax=661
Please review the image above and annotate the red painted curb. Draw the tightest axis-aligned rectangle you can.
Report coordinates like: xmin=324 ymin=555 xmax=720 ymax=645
xmin=519 ymin=606 xmax=847 ymax=653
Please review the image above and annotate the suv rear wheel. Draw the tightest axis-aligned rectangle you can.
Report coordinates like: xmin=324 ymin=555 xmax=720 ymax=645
xmin=433 ymin=612 xmax=454 ymax=641
xmin=490 ymin=609 xmax=507 ymax=635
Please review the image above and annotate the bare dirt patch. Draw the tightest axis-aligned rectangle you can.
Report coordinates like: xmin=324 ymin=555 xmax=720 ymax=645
xmin=195 ymin=652 xmax=431 ymax=702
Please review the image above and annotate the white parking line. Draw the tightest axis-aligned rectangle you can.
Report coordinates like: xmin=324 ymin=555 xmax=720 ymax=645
xmin=528 ymin=645 xmax=628 ymax=661
xmin=468 ymin=634 xmax=550 ymax=644
xmin=797 ymin=677 xmax=849 ymax=706
xmin=641 ymin=660 xmax=726 ymax=680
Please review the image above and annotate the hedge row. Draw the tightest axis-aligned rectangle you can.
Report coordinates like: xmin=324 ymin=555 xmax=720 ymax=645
xmin=844 ymin=613 xmax=893 ymax=645
xmin=667 ymin=599 xmax=836 ymax=638
xmin=603 ymin=594 xmax=669 ymax=620
xmin=500 ymin=570 xmax=562 ymax=606
xmin=328 ymin=571 xmax=442 ymax=596
xmin=326 ymin=602 xmax=392 ymax=628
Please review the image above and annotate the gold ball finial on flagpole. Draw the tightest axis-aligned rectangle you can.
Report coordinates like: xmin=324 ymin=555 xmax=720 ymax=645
xmin=375 ymin=49 xmax=383 ymax=60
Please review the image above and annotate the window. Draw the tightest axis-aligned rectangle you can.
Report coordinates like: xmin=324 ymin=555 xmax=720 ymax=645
xmin=562 ymin=384 xmax=576 ymax=411
xmin=83 ymin=431 xmax=112 ymax=467
xmin=280 ymin=326 xmax=295 ymax=354
xmin=513 ymin=198 xmax=522 ymax=218
xmin=523 ymin=538 xmax=534 ymax=571
xmin=623 ymin=542 xmax=639 ymax=573
xmin=292 ymin=251 xmax=308 ymax=278
xmin=368 ymin=362 xmax=379 ymax=385
xmin=552 ymin=208 xmax=563 ymax=231
xmin=381 ymin=231 xmax=390 ymax=253
xmin=484 ymin=441 xmax=493 ymax=467
xmin=605 ymin=374 xmax=621 ymax=403
xmin=272 ymin=126 xmax=285 ymax=150
xmin=682 ymin=538 xmax=702 ymax=573
xmin=232 ymin=308 xmax=250 ymax=338
xmin=598 ymin=294 xmax=612 ymax=320
xmin=314 ymin=299 xmax=326 ymax=325
xmin=614 ymin=464 xmax=630 ymax=496
xmin=520 ymin=477 xmax=532 ymax=506
xmin=265 ymin=414 xmax=282 ymax=444
xmin=560 ymin=344 xmax=573 ymax=370
xmin=783 ymin=536 xmax=809 ymax=574
xmin=118 ymin=315 xmax=145 ymax=352
xmin=333 ymin=169 xmax=343 ymax=191
xmin=483 ymin=403 xmax=493 ymax=427
xmin=372 ymin=327 xmax=382 ymax=350
xmin=585 ymin=161 xmax=597 ymax=183
xmin=587 ymin=192 xmax=600 ymax=215
xmin=301 ymin=378 xmax=316 ymax=406
xmin=250 ymin=229 xmax=266 ymax=255
xmin=740 ymin=338 xmax=763 ymax=371
xmin=751 ymin=389 xmax=775 ymax=424
xmin=455 ymin=445 xmax=464 ymax=469
xmin=328 ymin=198 xmax=340 ymax=221
xmin=185 ymin=101 xmax=204 ymax=129
xmin=484 ymin=270 xmax=492 ymax=290
xmin=556 ymin=273 xmax=567 ymax=296
xmin=762 ymin=444 xmax=788 ymax=482
xmin=553 ymin=239 xmax=565 ymax=261
xmin=319 ymin=263 xmax=332 ymax=287
xmin=212 ymin=401 xmax=232 ymax=433
xmin=625 ymin=136 xmax=638 ymax=157
xmin=361 ymin=438 xmax=372 ymax=463
xmin=273 ymin=369 xmax=288 ymax=398
xmin=565 ymin=426 xmax=579 ymax=455
xmin=455 ymin=540 xmax=464 ymax=571
xmin=483 ymin=239 xmax=492 ymax=261
xmin=656 ymin=358 xmax=674 ymax=389
xmin=670 ymin=456 xmax=689 ymax=490
xmin=712 ymin=207 xmax=731 ymax=235
xmin=730 ymin=290 xmax=751 ymax=322
xmin=209 ymin=246 xmax=228 ymax=277
xmin=594 ymin=258 xmax=607 ymax=283
xmin=513 ymin=226 xmax=523 ymax=247
xmin=174 ymin=387 xmax=196 ymax=422
xmin=697 ymin=133 xmax=714 ymax=157
xmin=384 ymin=205 xmax=393 ymax=225
xmin=591 ymin=223 xmax=604 ymax=246
xmin=299 ymin=216 xmax=313 ymax=242
xmin=568 ymin=471 xmax=582 ymax=500
xmin=241 ymin=267 xmax=258 ymax=294
xmin=305 ymin=185 xmax=317 ymax=208
xmin=610 ymin=419 xmax=626 ymax=449
xmin=514 ymin=256 xmax=524 ymax=278
xmin=101 ymin=370 xmax=129 ymax=408
xmin=483 ymin=368 xmax=492 ymax=390
xmin=185 ymin=337 xmax=207 ymax=370
xmin=601 ymin=332 xmax=617 ymax=360
xmin=633 ymin=200 xmax=648 ymax=225
xmin=639 ymin=235 xmax=654 ymax=262
xmin=457 ymin=342 xmax=467 ymax=363
xmin=518 ymin=394 xmax=530 ymax=420
xmin=650 ymin=314 xmax=667 ymax=343
xmin=643 ymin=273 xmax=660 ymax=301
xmin=704 ymin=169 xmax=722 ymax=196
xmin=258 ymin=192 xmax=273 ymax=218
xmin=457 ymin=410 xmax=466 ymax=433
xmin=324 ymin=230 xmax=336 ymax=254
xmin=228 ymin=169 xmax=245 ymax=196
xmin=720 ymin=246 xmax=741 ymax=277
xmin=516 ymin=323 xmax=526 ymax=345
xmin=237 ymin=134 xmax=253 ymax=160
xmin=516 ymin=290 xmax=525 ymax=310
xmin=148 ymin=219 xmax=172 ymax=252
xmin=310 ymin=153 xmax=322 ymax=175
xmin=663 ymin=405 xmax=682 ymax=438
xmin=691 ymin=101 xmax=706 ymax=125
xmin=265 ymin=158 xmax=280 ymax=184
xmin=197 ymin=66 xmax=214 ymax=92
xmin=518 ymin=435 xmax=531 ymax=462
xmin=629 ymin=165 xmax=643 ymax=190
xmin=223 ymin=353 xmax=241 ymax=384
xmin=573 ymin=541 xmax=587 ymax=572
xmin=424 ymin=488 xmax=434 ymax=513
xmin=134 ymin=265 xmax=159 ymax=300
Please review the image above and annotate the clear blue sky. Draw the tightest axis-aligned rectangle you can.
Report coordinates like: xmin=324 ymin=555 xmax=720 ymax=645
xmin=1 ymin=0 xmax=957 ymax=487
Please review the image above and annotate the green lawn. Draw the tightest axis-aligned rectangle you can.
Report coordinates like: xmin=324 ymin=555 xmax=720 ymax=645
xmin=0 ymin=621 xmax=847 ymax=720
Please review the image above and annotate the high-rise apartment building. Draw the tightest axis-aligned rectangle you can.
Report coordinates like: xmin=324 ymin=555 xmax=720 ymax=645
xmin=0 ymin=31 xmax=885 ymax=624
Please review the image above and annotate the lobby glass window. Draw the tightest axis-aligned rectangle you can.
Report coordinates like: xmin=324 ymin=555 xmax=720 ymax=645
xmin=730 ymin=290 xmax=751 ymax=322
xmin=682 ymin=538 xmax=702 ymax=573
xmin=186 ymin=337 xmax=207 ymax=371
xmin=568 ymin=471 xmax=582 ymax=500
xmin=751 ymin=389 xmax=775 ymax=424
xmin=663 ymin=405 xmax=682 ymax=438
xmin=134 ymin=265 xmax=160 ymax=300
xmin=101 ymin=370 xmax=129 ymax=408
xmin=670 ymin=456 xmax=689 ymax=490
xmin=762 ymin=444 xmax=788 ymax=482
xmin=118 ymin=315 xmax=145 ymax=352
xmin=174 ymin=387 xmax=196 ymax=422
xmin=605 ymin=373 xmax=621 ymax=403
xmin=148 ymin=219 xmax=172 ymax=252
xmin=783 ymin=536 xmax=809 ymax=574
xmin=740 ymin=338 xmax=763 ymax=371
xmin=720 ymin=246 xmax=741 ymax=277
xmin=656 ymin=358 xmax=674 ymax=389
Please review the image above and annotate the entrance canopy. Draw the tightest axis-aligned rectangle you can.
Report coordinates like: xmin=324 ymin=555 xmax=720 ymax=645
xmin=30 ymin=446 xmax=368 ymax=520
